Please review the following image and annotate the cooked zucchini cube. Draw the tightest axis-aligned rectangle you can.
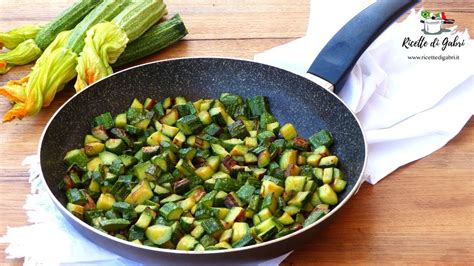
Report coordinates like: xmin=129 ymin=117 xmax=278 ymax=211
xmin=309 ymin=129 xmax=334 ymax=148
xmin=100 ymin=218 xmax=130 ymax=231
xmin=159 ymin=202 xmax=183 ymax=220
xmin=92 ymin=112 xmax=114 ymax=130
xmin=227 ymin=120 xmax=249 ymax=139
xmin=64 ymin=149 xmax=89 ymax=169
xmin=319 ymin=155 xmax=339 ymax=167
xmin=318 ymin=184 xmax=338 ymax=206
xmin=177 ymin=235 xmax=199 ymax=250
xmin=201 ymin=217 xmax=224 ymax=235
xmin=176 ymin=115 xmax=203 ymax=135
xmin=125 ymin=180 xmax=154 ymax=205
xmin=285 ymin=176 xmax=306 ymax=192
xmin=146 ymin=224 xmax=173 ymax=245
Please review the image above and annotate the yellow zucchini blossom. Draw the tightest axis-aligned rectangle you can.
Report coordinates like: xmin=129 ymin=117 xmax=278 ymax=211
xmin=0 ymin=39 xmax=42 ymax=74
xmin=75 ymin=22 xmax=128 ymax=91
xmin=0 ymin=24 xmax=42 ymax=50
xmin=1 ymin=31 xmax=77 ymax=121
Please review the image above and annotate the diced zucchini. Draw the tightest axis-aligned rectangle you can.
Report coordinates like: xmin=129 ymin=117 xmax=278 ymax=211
xmin=146 ymin=224 xmax=173 ymax=245
xmin=119 ymin=154 xmax=138 ymax=168
xmin=92 ymin=125 xmax=109 ymax=141
xmin=244 ymin=153 xmax=258 ymax=164
xmin=161 ymin=124 xmax=180 ymax=138
xmin=135 ymin=208 xmax=154 ymax=229
xmin=318 ymin=184 xmax=338 ymax=206
xmin=84 ymin=134 xmax=101 ymax=144
xmin=134 ymin=161 xmax=158 ymax=181
xmin=92 ymin=112 xmax=115 ymax=130
xmin=277 ymin=212 xmax=295 ymax=225
xmin=260 ymin=180 xmax=284 ymax=198
xmin=224 ymin=207 xmax=245 ymax=224
xmin=332 ymin=178 xmax=347 ymax=193
xmin=201 ymin=217 xmax=224 ymax=235
xmin=302 ymin=210 xmax=326 ymax=228
xmin=261 ymin=192 xmax=278 ymax=214
xmin=147 ymin=131 xmax=171 ymax=146
xmin=66 ymin=188 xmax=88 ymax=205
xmin=190 ymin=224 xmax=205 ymax=239
xmin=221 ymin=138 xmax=244 ymax=151
xmin=105 ymin=139 xmax=126 ymax=154
xmin=319 ymin=155 xmax=339 ymax=167
xmin=177 ymin=235 xmax=199 ymax=251
xmin=285 ymin=176 xmax=306 ymax=192
xmin=223 ymin=192 xmax=244 ymax=208
xmin=115 ymin=113 xmax=127 ymax=128
xmin=67 ymin=202 xmax=85 ymax=218
xmin=198 ymin=111 xmax=212 ymax=125
xmin=232 ymin=233 xmax=256 ymax=248
xmin=172 ymin=131 xmax=186 ymax=147
xmin=160 ymin=109 xmax=179 ymax=126
xmin=246 ymin=96 xmax=269 ymax=117
xmin=176 ymin=115 xmax=203 ymax=135
xmin=231 ymin=222 xmax=249 ymax=244
xmin=84 ymin=142 xmax=104 ymax=156
xmin=64 ymin=149 xmax=89 ymax=169
xmin=160 ymin=194 xmax=184 ymax=204
xmin=100 ymin=218 xmax=130 ymax=231
xmin=307 ymin=154 xmax=322 ymax=167
xmin=279 ymin=150 xmax=298 ymax=170
xmin=309 ymin=129 xmax=334 ymax=148
xmin=175 ymin=159 xmax=195 ymax=176
xmin=230 ymin=145 xmax=248 ymax=156
xmin=97 ymin=193 xmax=116 ymax=210
xmin=287 ymin=191 xmax=310 ymax=207
xmin=211 ymin=144 xmax=229 ymax=159
xmin=98 ymin=151 xmax=119 ymax=166
xmin=323 ymin=167 xmax=334 ymax=184
xmin=279 ymin=123 xmax=297 ymax=140
xmin=255 ymin=217 xmax=280 ymax=241
xmin=125 ymin=180 xmax=154 ymax=205
xmin=159 ymin=202 xmax=183 ymax=220
xmin=228 ymin=120 xmax=249 ymax=139
xmin=195 ymin=165 xmax=215 ymax=180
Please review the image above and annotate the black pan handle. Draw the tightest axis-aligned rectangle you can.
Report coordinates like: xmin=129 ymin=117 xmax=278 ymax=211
xmin=307 ymin=0 xmax=420 ymax=93
xmin=443 ymin=19 xmax=455 ymax=24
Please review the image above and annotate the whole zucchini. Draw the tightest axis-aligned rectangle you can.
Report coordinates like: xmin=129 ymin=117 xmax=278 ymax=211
xmin=113 ymin=14 xmax=188 ymax=67
xmin=35 ymin=0 xmax=101 ymax=50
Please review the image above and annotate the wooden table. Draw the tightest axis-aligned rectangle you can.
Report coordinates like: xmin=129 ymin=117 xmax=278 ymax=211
xmin=1 ymin=0 xmax=473 ymax=264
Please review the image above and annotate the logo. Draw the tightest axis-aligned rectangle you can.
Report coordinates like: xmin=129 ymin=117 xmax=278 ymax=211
xmin=402 ymin=10 xmax=466 ymax=53
xmin=420 ymin=10 xmax=455 ymax=35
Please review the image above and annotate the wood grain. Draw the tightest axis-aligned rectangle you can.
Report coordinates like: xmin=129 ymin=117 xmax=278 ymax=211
xmin=1 ymin=0 xmax=473 ymax=265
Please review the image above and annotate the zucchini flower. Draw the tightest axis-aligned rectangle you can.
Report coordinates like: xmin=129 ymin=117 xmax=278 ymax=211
xmin=0 ymin=24 xmax=42 ymax=50
xmin=74 ymin=0 xmax=166 ymax=91
xmin=1 ymin=31 xmax=77 ymax=121
xmin=75 ymin=22 xmax=128 ymax=90
xmin=0 ymin=39 xmax=42 ymax=74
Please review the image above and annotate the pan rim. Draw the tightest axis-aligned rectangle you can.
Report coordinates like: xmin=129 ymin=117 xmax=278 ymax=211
xmin=37 ymin=56 xmax=368 ymax=256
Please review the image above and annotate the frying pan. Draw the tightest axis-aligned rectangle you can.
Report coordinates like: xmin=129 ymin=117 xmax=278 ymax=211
xmin=39 ymin=0 xmax=418 ymax=264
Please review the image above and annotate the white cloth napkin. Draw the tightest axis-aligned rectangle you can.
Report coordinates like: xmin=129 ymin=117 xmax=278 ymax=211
xmin=255 ymin=0 xmax=473 ymax=184
xmin=2 ymin=0 xmax=473 ymax=264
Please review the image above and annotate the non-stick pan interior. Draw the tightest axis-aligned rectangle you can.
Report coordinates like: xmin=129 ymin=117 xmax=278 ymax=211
xmin=40 ymin=57 xmax=365 ymax=210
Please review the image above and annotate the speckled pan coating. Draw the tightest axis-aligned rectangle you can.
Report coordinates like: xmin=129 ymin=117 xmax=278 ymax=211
xmin=40 ymin=58 xmax=366 ymax=264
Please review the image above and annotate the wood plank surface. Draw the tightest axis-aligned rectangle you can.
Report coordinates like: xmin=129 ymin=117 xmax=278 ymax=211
xmin=1 ymin=0 xmax=473 ymax=265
